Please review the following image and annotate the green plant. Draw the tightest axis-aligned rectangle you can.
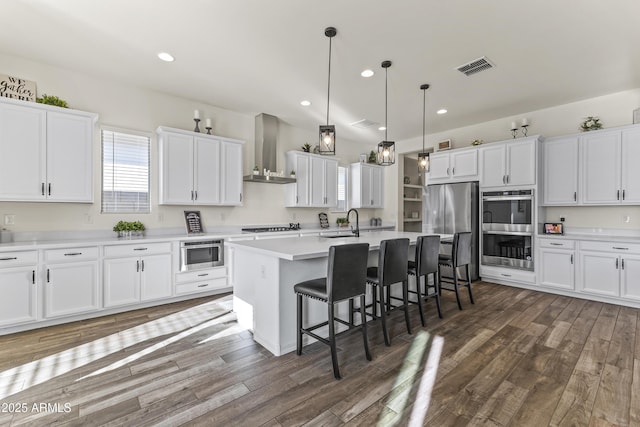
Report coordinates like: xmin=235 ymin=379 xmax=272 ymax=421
xmin=336 ymin=217 xmax=349 ymax=225
xmin=301 ymin=143 xmax=311 ymax=152
xmin=471 ymin=139 xmax=483 ymax=146
xmin=253 ymin=165 xmax=259 ymax=171
xmin=290 ymin=170 xmax=295 ymax=176
xmin=368 ymin=150 xmax=377 ymax=163
xmin=581 ymin=116 xmax=602 ymax=132
xmin=113 ymin=220 xmax=145 ymax=233
xmin=36 ymin=94 xmax=68 ymax=108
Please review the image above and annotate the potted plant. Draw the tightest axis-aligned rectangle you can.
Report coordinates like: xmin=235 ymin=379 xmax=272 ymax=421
xmin=253 ymin=165 xmax=260 ymax=175
xmin=290 ymin=170 xmax=296 ymax=178
xmin=36 ymin=94 xmax=68 ymax=108
xmin=301 ymin=143 xmax=311 ymax=152
xmin=336 ymin=217 xmax=349 ymax=228
xmin=130 ymin=221 xmax=146 ymax=237
xmin=368 ymin=150 xmax=378 ymax=163
xmin=113 ymin=220 xmax=145 ymax=238
xmin=581 ymin=116 xmax=602 ymax=132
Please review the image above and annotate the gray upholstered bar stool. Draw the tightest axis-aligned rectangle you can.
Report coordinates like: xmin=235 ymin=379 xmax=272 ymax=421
xmin=408 ymin=235 xmax=442 ymax=325
xmin=365 ymin=238 xmax=410 ymax=347
xmin=294 ymin=243 xmax=371 ymax=379
xmin=438 ymin=231 xmax=473 ymax=310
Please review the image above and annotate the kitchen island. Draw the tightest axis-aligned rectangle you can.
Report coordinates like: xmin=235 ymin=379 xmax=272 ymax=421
xmin=227 ymin=231 xmax=451 ymax=356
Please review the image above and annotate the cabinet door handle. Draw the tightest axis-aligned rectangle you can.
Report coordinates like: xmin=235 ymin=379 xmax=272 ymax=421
xmin=41 ymin=182 xmax=45 ymax=196
xmin=136 ymin=260 xmax=140 ymax=272
xmin=446 ymin=167 xmax=450 ymax=176
xmin=574 ymin=192 xmax=577 ymax=201
xmin=296 ymin=195 xmax=299 ymax=204
xmin=507 ymin=175 xmax=510 ymax=184
xmin=550 ymin=242 xmax=563 ymax=246
xmin=623 ymin=189 xmax=626 ymax=200
xmin=195 ymin=190 xmax=198 ymax=200
xmin=32 ymin=270 xmax=35 ymax=284
xmin=0 ymin=257 xmax=18 ymax=261
xmin=622 ymin=259 xmax=625 ymax=270
xmin=191 ymin=190 xmax=194 ymax=200
xmin=134 ymin=248 xmax=148 ymax=251
xmin=64 ymin=252 xmax=82 ymax=256
xmin=48 ymin=183 xmax=51 ymax=196
xmin=617 ymin=190 xmax=620 ymax=200
xmin=141 ymin=260 xmax=145 ymax=271
xmin=616 ymin=258 xmax=619 ymax=269
xmin=502 ymin=175 xmax=506 ymax=184
xmin=47 ymin=268 xmax=50 ymax=283
xmin=612 ymin=247 xmax=629 ymax=250
xmin=501 ymin=273 xmax=512 ymax=277
xmin=452 ymin=167 xmax=455 ymax=175
xmin=570 ymin=254 xmax=574 ymax=264
xmin=240 ymin=193 xmax=243 ymax=202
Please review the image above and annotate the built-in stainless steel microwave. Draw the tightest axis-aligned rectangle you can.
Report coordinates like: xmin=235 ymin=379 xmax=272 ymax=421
xmin=179 ymin=239 xmax=224 ymax=271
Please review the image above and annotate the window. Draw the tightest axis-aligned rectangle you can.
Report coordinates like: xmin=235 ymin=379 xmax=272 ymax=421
xmin=333 ymin=165 xmax=348 ymax=212
xmin=101 ymin=128 xmax=150 ymax=213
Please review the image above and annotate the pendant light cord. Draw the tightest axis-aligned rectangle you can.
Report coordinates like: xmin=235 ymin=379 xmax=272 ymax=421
xmin=422 ymin=87 xmax=426 ymax=152
xmin=326 ymin=35 xmax=332 ymax=126
xmin=384 ymin=66 xmax=388 ymax=141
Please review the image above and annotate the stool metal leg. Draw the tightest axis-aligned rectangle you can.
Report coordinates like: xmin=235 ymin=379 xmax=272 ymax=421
xmin=328 ymin=303 xmax=340 ymax=379
xmin=379 ymin=284 xmax=390 ymax=346
xmin=416 ymin=274 xmax=426 ymax=327
xmin=453 ymin=266 xmax=463 ymax=310
xmin=433 ymin=272 xmax=443 ymax=319
xmin=296 ymin=294 xmax=303 ymax=355
xmin=466 ymin=264 xmax=475 ymax=304
xmin=360 ymin=294 xmax=372 ymax=361
xmin=402 ymin=280 xmax=412 ymax=334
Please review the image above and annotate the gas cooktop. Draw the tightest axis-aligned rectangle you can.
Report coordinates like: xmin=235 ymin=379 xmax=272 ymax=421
xmin=242 ymin=223 xmax=301 ymax=233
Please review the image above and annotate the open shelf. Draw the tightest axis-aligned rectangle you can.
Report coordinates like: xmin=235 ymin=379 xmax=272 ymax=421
xmin=403 ymin=198 xmax=421 ymax=202
xmin=403 ymin=184 xmax=423 ymax=189
xmin=403 ymin=218 xmax=421 ymax=222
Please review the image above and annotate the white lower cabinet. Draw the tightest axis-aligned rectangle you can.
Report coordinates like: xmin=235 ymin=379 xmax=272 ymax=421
xmin=44 ymin=261 xmax=99 ymax=318
xmin=103 ymin=243 xmax=172 ymax=308
xmin=175 ymin=267 xmax=228 ymax=296
xmin=620 ymin=255 xmax=640 ymax=301
xmin=538 ymin=239 xmax=575 ymax=290
xmin=0 ymin=265 xmax=38 ymax=326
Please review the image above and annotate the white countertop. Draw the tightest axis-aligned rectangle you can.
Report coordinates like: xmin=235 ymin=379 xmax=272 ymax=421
xmin=226 ymin=231 xmax=453 ymax=261
xmin=538 ymin=233 xmax=640 ymax=244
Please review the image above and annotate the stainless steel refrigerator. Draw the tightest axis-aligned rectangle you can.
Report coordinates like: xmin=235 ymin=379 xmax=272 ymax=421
xmin=422 ymin=181 xmax=479 ymax=281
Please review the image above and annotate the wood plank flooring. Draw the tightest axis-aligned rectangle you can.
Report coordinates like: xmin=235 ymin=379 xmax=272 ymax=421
xmin=1 ymin=282 xmax=639 ymax=426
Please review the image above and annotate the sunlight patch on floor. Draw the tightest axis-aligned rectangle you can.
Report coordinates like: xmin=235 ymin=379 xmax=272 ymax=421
xmin=0 ymin=297 xmax=235 ymax=400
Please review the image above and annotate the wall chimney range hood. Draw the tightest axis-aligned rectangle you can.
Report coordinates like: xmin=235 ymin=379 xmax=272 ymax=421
xmin=243 ymin=113 xmax=296 ymax=184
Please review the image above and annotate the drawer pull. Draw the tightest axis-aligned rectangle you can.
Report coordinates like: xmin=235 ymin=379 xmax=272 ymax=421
xmin=197 ymin=283 xmax=209 ymax=288
xmin=197 ymin=273 xmax=209 ymax=277
xmin=501 ymin=273 xmax=512 ymax=277
xmin=612 ymin=247 xmax=629 ymax=250
xmin=64 ymin=252 xmax=83 ymax=256
xmin=32 ymin=270 xmax=35 ymax=284
xmin=549 ymin=243 xmax=563 ymax=246
xmin=0 ymin=257 xmax=18 ymax=261
xmin=133 ymin=248 xmax=148 ymax=251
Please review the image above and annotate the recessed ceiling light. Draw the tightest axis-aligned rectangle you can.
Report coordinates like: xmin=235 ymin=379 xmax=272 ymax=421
xmin=361 ymin=69 xmax=374 ymax=78
xmin=300 ymin=100 xmax=311 ymax=107
xmin=437 ymin=109 xmax=448 ymax=115
xmin=378 ymin=126 xmax=386 ymax=131
xmin=157 ymin=52 xmax=175 ymax=62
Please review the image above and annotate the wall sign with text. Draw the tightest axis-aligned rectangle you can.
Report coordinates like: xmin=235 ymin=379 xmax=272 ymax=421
xmin=0 ymin=73 xmax=36 ymax=102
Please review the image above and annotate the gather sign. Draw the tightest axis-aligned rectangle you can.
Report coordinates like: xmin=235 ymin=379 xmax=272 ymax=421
xmin=0 ymin=73 xmax=36 ymax=102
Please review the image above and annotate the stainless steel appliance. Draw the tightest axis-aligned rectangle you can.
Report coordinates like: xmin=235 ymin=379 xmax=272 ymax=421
xmin=180 ymin=239 xmax=224 ymax=271
xmin=422 ymin=181 xmax=479 ymax=280
xmin=481 ymin=189 xmax=534 ymax=270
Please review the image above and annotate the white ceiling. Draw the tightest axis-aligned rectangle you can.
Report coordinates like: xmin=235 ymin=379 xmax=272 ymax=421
xmin=1 ymin=0 xmax=639 ymax=145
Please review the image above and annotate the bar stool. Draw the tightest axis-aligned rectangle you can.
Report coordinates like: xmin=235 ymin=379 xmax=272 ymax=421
xmin=365 ymin=238 xmax=410 ymax=347
xmin=408 ymin=235 xmax=442 ymax=325
xmin=438 ymin=232 xmax=473 ymax=310
xmin=294 ymin=243 xmax=371 ymax=379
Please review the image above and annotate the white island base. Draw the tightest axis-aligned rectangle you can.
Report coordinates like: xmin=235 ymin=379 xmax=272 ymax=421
xmin=228 ymin=231 xmax=450 ymax=356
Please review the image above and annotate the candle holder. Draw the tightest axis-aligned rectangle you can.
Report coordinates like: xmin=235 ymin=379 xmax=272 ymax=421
xmin=521 ymin=124 xmax=529 ymax=137
xmin=193 ymin=118 xmax=201 ymax=133
xmin=511 ymin=126 xmax=518 ymax=139
xmin=205 ymin=126 xmax=212 ymax=135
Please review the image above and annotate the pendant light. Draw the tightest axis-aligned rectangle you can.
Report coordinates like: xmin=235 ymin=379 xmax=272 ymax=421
xmin=377 ymin=60 xmax=395 ymax=166
xmin=418 ymin=84 xmax=430 ymax=172
xmin=319 ymin=26 xmax=336 ymax=155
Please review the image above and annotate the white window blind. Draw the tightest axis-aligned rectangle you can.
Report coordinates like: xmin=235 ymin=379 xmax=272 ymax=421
xmin=101 ymin=129 xmax=150 ymax=213
xmin=335 ymin=166 xmax=348 ymax=212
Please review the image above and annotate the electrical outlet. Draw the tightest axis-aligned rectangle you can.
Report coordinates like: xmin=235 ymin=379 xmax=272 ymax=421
xmin=84 ymin=213 xmax=93 ymax=224
xmin=560 ymin=217 xmax=566 ymax=222
xmin=4 ymin=214 xmax=15 ymax=226
xmin=291 ymin=212 xmax=297 ymax=221
xmin=158 ymin=213 xmax=164 ymax=222
xmin=220 ymin=213 xmax=225 ymax=221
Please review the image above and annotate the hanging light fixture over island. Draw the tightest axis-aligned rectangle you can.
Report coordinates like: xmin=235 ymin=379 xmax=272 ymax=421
xmin=377 ymin=60 xmax=395 ymax=166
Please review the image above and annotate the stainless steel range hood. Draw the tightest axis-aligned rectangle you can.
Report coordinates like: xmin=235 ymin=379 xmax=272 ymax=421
xmin=243 ymin=113 xmax=296 ymax=184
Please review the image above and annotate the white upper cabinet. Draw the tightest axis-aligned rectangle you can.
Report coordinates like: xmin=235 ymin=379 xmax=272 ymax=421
xmin=158 ymin=126 xmax=244 ymax=206
xmin=350 ymin=162 xmax=384 ymax=208
xmin=0 ymin=98 xmax=96 ymax=202
xmin=580 ymin=126 xmax=640 ymax=205
xmin=286 ymin=151 xmax=338 ymax=207
xmin=426 ymin=148 xmax=478 ymax=183
xmin=542 ymin=136 xmax=579 ymax=205
xmin=480 ymin=137 xmax=537 ymax=188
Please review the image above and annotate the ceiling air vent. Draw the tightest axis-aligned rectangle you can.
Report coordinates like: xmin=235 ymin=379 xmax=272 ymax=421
xmin=456 ymin=56 xmax=495 ymax=76
xmin=350 ymin=119 xmax=379 ymax=129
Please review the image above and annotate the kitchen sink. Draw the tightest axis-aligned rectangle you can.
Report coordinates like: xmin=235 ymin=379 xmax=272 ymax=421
xmin=321 ymin=234 xmax=356 ymax=239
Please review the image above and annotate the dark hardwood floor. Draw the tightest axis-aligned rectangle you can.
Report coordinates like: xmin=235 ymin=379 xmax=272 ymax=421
xmin=1 ymin=282 xmax=639 ymax=426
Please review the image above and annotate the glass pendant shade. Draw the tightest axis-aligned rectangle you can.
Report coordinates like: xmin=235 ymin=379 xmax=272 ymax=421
xmin=377 ymin=140 xmax=395 ymax=166
xmin=418 ymin=152 xmax=430 ymax=172
xmin=318 ymin=125 xmax=335 ymax=154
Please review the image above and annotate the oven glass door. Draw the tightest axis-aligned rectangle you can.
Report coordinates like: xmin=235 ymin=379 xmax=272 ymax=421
xmin=482 ymin=233 xmax=533 ymax=270
xmin=482 ymin=194 xmax=533 ymax=233
xmin=186 ymin=246 xmax=217 ymax=266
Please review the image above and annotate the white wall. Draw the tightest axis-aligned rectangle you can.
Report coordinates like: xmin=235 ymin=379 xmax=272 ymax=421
xmin=391 ymin=88 xmax=640 ymax=230
xmin=0 ymin=53 xmax=380 ymax=233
